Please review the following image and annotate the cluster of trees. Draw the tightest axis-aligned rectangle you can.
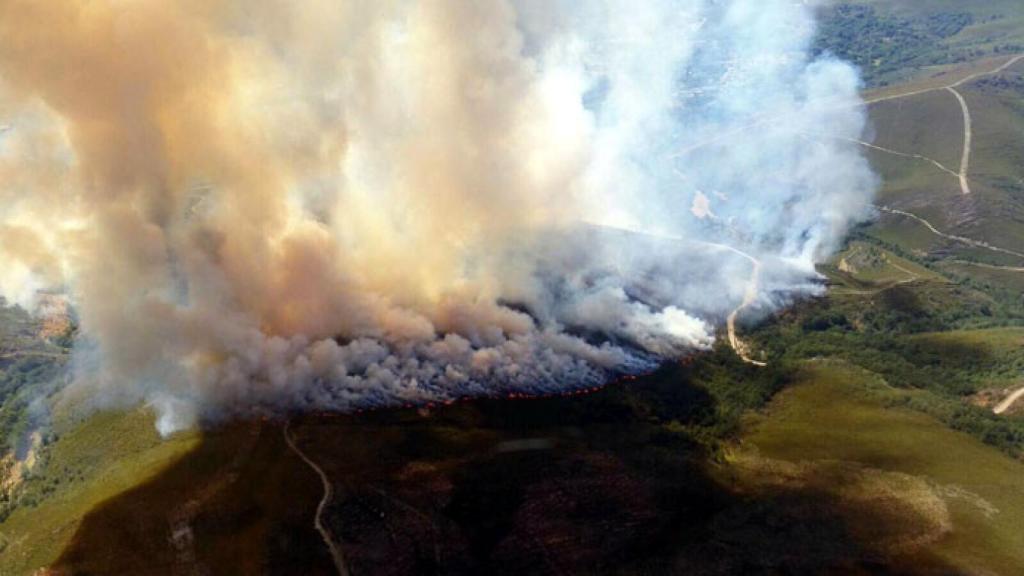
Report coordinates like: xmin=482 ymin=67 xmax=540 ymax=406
xmin=0 ymin=358 xmax=55 ymax=455
xmin=814 ymin=5 xmax=975 ymax=86
xmin=0 ymin=316 xmax=69 ymax=520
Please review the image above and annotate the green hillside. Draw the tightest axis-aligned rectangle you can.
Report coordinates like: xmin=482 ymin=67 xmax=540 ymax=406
xmin=816 ymin=0 xmax=1024 ymax=87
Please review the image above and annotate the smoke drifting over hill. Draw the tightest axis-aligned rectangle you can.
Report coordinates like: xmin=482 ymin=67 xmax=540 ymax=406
xmin=0 ymin=0 xmax=874 ymax=434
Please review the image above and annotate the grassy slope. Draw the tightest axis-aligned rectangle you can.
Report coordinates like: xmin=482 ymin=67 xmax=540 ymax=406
xmin=868 ymin=88 xmax=963 ymax=168
xmin=959 ymin=61 xmax=1024 ymax=251
xmin=863 ymin=60 xmax=1024 ymax=267
xmin=739 ymin=75 xmax=1024 ymax=564
xmin=50 ymin=421 xmax=334 ymax=576
xmin=940 ymin=260 xmax=1024 ymax=293
xmin=0 ymin=408 xmax=199 ymax=574
xmin=832 ymin=240 xmax=946 ymax=284
xmin=738 ymin=360 xmax=1024 ymax=575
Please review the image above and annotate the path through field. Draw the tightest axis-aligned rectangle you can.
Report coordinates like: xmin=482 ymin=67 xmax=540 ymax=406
xmin=863 ymin=54 xmax=1024 ymax=106
xmin=946 ymin=87 xmax=973 ymax=195
xmin=723 ymin=248 xmax=767 ymax=367
xmin=874 ymin=206 xmax=1024 ymax=261
xmin=949 ymin=260 xmax=1024 ymax=273
xmin=859 ymin=56 xmax=1023 ymax=197
xmin=283 ymin=423 xmax=350 ymax=576
xmin=805 ymin=133 xmax=959 ymax=178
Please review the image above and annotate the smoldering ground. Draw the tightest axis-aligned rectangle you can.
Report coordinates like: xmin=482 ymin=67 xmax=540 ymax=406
xmin=0 ymin=0 xmax=874 ymax=434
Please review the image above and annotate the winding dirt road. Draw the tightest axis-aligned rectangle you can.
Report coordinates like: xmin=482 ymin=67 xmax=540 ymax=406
xmin=950 ymin=54 xmax=1024 ymax=89
xmin=804 ymin=133 xmax=959 ymax=179
xmin=857 ymin=56 xmax=1024 ymax=197
xmin=875 ymin=205 xmax=1024 ymax=260
xmin=283 ymin=422 xmax=350 ymax=576
xmin=862 ymin=55 xmax=1024 ymax=196
xmin=721 ymin=247 xmax=767 ymax=367
xmin=580 ymin=222 xmax=768 ymax=366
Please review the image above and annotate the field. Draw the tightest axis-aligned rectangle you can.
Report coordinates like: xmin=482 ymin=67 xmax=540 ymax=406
xmin=862 ymin=58 xmax=1024 ymax=262
xmin=0 ymin=408 xmax=199 ymax=573
xmin=735 ymin=360 xmax=1024 ymax=575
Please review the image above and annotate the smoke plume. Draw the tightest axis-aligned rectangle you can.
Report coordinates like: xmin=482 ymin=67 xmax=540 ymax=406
xmin=0 ymin=0 xmax=874 ymax=434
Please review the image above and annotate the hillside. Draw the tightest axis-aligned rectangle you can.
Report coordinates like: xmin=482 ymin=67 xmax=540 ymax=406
xmin=816 ymin=0 xmax=1024 ymax=87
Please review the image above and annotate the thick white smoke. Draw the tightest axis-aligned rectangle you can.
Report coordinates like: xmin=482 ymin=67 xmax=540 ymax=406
xmin=0 ymin=0 xmax=874 ymax=434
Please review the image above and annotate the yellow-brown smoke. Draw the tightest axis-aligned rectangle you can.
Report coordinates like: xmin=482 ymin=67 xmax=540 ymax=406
xmin=0 ymin=0 xmax=874 ymax=433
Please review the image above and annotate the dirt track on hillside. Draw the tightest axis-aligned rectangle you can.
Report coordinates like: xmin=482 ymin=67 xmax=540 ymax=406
xmin=945 ymin=87 xmax=973 ymax=195
xmin=875 ymin=206 xmax=1024 ymax=261
xmin=284 ymin=423 xmax=350 ymax=576
xmin=723 ymin=248 xmax=767 ymax=367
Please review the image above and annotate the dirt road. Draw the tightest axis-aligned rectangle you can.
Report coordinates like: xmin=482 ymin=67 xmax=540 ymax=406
xmin=862 ymin=55 xmax=1024 ymax=196
xmin=805 ymin=133 xmax=959 ymax=179
xmin=946 ymin=87 xmax=973 ymax=195
xmin=722 ymin=247 xmax=767 ymax=367
xmin=994 ymin=387 xmax=1024 ymax=415
xmin=948 ymin=260 xmax=1024 ymax=273
xmin=283 ymin=423 xmax=350 ymax=576
xmin=864 ymin=54 xmax=1024 ymax=106
xmin=875 ymin=205 xmax=1024 ymax=260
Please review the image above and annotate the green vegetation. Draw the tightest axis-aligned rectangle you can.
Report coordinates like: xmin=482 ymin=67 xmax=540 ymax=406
xmin=0 ymin=356 xmax=61 ymax=456
xmin=816 ymin=1 xmax=1024 ymax=87
xmin=815 ymin=5 xmax=976 ymax=86
xmin=0 ymin=408 xmax=199 ymax=574
xmin=737 ymin=360 xmax=1024 ymax=575
xmin=0 ymin=303 xmax=69 ymax=456
xmin=743 ymin=236 xmax=1024 ymax=457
